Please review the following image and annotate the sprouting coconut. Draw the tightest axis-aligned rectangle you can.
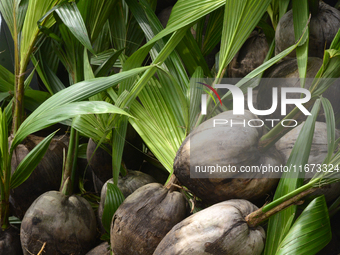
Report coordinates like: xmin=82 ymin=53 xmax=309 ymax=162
xmin=174 ymin=110 xmax=283 ymax=205
xmin=276 ymin=121 xmax=340 ymax=201
xmin=20 ymin=190 xmax=97 ymax=254
xmin=153 ymin=186 xmax=324 ymax=255
xmin=10 ymin=134 xmax=66 ymax=219
xmin=110 ymin=176 xmax=188 ymax=255
xmin=275 ymin=1 xmax=340 ymax=58
xmin=256 ymin=57 xmax=340 ymax=122
xmin=228 ymin=31 xmax=269 ymax=78
xmin=20 ymin=131 xmax=97 ymax=254
xmin=86 ymin=242 xmax=111 ymax=255
xmin=153 ymin=199 xmax=265 ymax=255
xmin=98 ymin=170 xmax=156 ymax=231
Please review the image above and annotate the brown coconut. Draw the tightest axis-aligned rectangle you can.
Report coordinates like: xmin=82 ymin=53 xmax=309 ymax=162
xmin=228 ymin=31 xmax=269 ymax=78
xmin=110 ymin=182 xmax=188 ymax=255
xmin=0 ymin=225 xmax=23 ymax=255
xmin=10 ymin=134 xmax=66 ymax=219
xmin=275 ymin=1 xmax=340 ymax=58
xmin=86 ymin=242 xmax=111 ymax=255
xmin=87 ymin=125 xmax=144 ymax=185
xmin=275 ymin=121 xmax=340 ymax=201
xmin=154 ymin=199 xmax=265 ymax=255
xmin=256 ymin=57 xmax=340 ymax=122
xmin=20 ymin=191 xmax=97 ymax=255
xmin=98 ymin=170 xmax=156 ymax=231
xmin=174 ymin=110 xmax=283 ymax=205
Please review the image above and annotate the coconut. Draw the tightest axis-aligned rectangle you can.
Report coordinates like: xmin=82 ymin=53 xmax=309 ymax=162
xmin=10 ymin=134 xmax=66 ymax=219
xmin=153 ymin=199 xmax=265 ymax=255
xmin=87 ymin=126 xmax=144 ymax=185
xmin=20 ymin=190 xmax=97 ymax=255
xmin=87 ymin=138 xmax=112 ymax=184
xmin=228 ymin=31 xmax=269 ymax=78
xmin=275 ymin=1 xmax=340 ymax=58
xmin=86 ymin=242 xmax=111 ymax=255
xmin=276 ymin=121 xmax=340 ymax=201
xmin=0 ymin=225 xmax=23 ymax=255
xmin=98 ymin=170 xmax=156 ymax=231
xmin=110 ymin=181 xmax=188 ymax=255
xmin=174 ymin=110 xmax=283 ymax=204
xmin=256 ymin=57 xmax=340 ymax=122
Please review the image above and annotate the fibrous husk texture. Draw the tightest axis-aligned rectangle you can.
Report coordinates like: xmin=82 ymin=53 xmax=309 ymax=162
xmin=0 ymin=225 xmax=23 ymax=255
xmin=110 ymin=183 xmax=188 ymax=255
xmin=20 ymin=191 xmax=97 ymax=255
xmin=86 ymin=242 xmax=111 ymax=255
xmin=154 ymin=199 xmax=265 ymax=255
xmin=10 ymin=134 xmax=66 ymax=219
xmin=174 ymin=110 xmax=283 ymax=204
xmin=228 ymin=31 xmax=269 ymax=78
xmin=275 ymin=1 xmax=340 ymax=58
xmin=98 ymin=171 xmax=156 ymax=225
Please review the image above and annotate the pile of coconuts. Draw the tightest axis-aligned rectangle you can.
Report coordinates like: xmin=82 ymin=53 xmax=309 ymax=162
xmin=7 ymin=2 xmax=340 ymax=255
xmin=109 ymin=2 xmax=340 ymax=255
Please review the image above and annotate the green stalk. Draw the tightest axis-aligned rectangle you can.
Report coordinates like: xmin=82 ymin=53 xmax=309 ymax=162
xmin=60 ymin=127 xmax=79 ymax=196
xmin=246 ymin=177 xmax=323 ymax=227
xmin=11 ymin=6 xmax=21 ymax=136
xmin=0 ymin=109 xmax=11 ymax=230
xmin=0 ymin=159 xmax=11 ymax=230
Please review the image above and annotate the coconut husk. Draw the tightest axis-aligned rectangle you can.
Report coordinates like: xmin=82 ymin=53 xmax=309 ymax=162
xmin=275 ymin=1 xmax=340 ymax=58
xmin=154 ymin=199 xmax=265 ymax=255
xmin=0 ymin=225 xmax=23 ymax=255
xmin=174 ymin=110 xmax=283 ymax=205
xmin=110 ymin=182 xmax=188 ymax=255
xmin=86 ymin=242 xmax=111 ymax=255
xmin=20 ymin=191 xmax=97 ymax=255
xmin=257 ymin=57 xmax=340 ymax=123
xmin=97 ymin=171 xmax=156 ymax=233
xmin=228 ymin=31 xmax=269 ymax=78
xmin=10 ymin=134 xmax=66 ymax=219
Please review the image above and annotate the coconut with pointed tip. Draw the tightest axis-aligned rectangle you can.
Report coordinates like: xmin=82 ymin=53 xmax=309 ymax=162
xmin=153 ymin=199 xmax=265 ymax=255
xmin=110 ymin=181 xmax=188 ymax=255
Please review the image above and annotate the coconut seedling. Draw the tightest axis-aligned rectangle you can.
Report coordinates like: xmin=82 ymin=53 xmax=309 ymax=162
xmin=155 ymin=99 xmax=338 ymax=255
xmin=110 ymin=175 xmax=188 ymax=255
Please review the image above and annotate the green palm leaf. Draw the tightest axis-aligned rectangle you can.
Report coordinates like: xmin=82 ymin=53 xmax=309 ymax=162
xmin=275 ymin=196 xmax=331 ymax=255
xmin=11 ymin=66 xmax=151 ymax=149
